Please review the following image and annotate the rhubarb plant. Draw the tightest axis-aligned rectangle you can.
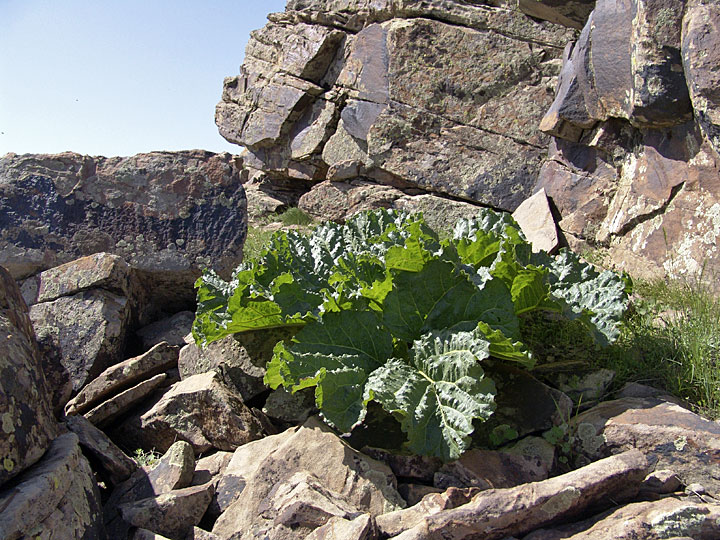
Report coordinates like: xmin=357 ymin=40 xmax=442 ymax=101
xmin=193 ymin=209 xmax=629 ymax=461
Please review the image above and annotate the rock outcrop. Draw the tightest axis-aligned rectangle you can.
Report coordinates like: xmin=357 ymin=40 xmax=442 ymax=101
xmin=0 ymin=150 xmax=247 ymax=312
xmin=216 ymin=0 xmax=574 ymax=213
xmin=536 ymin=0 xmax=720 ymax=282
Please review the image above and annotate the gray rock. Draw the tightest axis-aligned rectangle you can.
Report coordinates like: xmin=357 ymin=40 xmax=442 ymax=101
xmin=119 ymin=481 xmax=214 ymax=540
xmin=212 ymin=417 xmax=405 ymax=539
xmin=65 ymin=414 xmax=138 ymax=485
xmin=570 ymin=397 xmax=720 ymax=497
xmin=0 ymin=150 xmax=247 ymax=314
xmin=30 ymin=288 xmax=131 ymax=412
xmin=0 ymin=266 xmax=58 ymax=487
xmin=0 ymin=433 xmax=106 ymax=540
xmin=111 ymin=371 xmax=265 ymax=454
xmin=65 ymin=341 xmax=178 ymax=417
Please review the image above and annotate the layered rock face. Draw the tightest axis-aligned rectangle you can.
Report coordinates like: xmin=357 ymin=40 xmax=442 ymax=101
xmin=536 ymin=0 xmax=720 ymax=281
xmin=216 ymin=0 xmax=574 ymax=212
xmin=0 ymin=150 xmax=247 ymax=312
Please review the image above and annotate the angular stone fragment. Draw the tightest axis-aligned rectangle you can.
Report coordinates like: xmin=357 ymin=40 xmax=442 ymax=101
xmin=20 ymin=252 xmax=136 ymax=305
xmin=390 ymin=450 xmax=650 ymax=540
xmin=65 ymin=341 xmax=178 ymax=416
xmin=0 ymin=266 xmax=58 ymax=487
xmin=104 ymin=441 xmax=197 ymax=539
xmin=191 ymin=451 xmax=233 ymax=486
xmin=361 ymin=447 xmax=442 ymax=484
xmin=85 ymin=373 xmax=168 ymax=427
xmin=434 ymin=440 xmax=555 ymax=491
xmin=178 ymin=333 xmax=266 ymax=403
xmin=473 ymin=365 xmax=573 ymax=448
xmin=518 ymin=0 xmax=595 ymax=30
xmin=376 ymin=487 xmax=480 ymax=538
xmin=0 ymin=150 xmax=248 ymax=313
xmin=512 ymin=188 xmax=559 ymax=253
xmin=212 ymin=417 xmax=405 ymax=539
xmin=571 ymin=397 xmax=720 ymax=497
xmin=65 ymin=414 xmax=137 ymax=484
xmin=136 ymin=311 xmax=195 ymax=349
xmin=0 ymin=433 xmax=105 ymax=540
xmin=30 ymin=289 xmax=130 ymax=411
xmin=119 ymin=481 xmax=214 ymax=540
xmin=111 ymin=371 xmax=265 ymax=454
xmin=304 ymin=514 xmax=377 ymax=540
xmin=262 ymin=387 xmax=318 ymax=424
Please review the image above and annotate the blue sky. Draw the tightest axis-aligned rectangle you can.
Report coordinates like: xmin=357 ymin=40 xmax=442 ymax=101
xmin=0 ymin=0 xmax=286 ymax=157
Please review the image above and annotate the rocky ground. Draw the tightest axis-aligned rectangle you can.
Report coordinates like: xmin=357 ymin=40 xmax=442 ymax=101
xmin=3 ymin=0 xmax=720 ymax=538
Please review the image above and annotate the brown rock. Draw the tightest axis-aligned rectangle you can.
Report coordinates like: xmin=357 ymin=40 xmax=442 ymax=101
xmin=361 ymin=447 xmax=442 ymax=484
xmin=376 ymin=487 xmax=480 ymax=538
xmin=434 ymin=440 xmax=555 ymax=491
xmin=20 ymin=251 xmax=137 ymax=304
xmin=523 ymin=498 xmax=720 ymax=540
xmin=0 ymin=266 xmax=58 ymax=487
xmin=119 ymin=481 xmax=214 ymax=540
xmin=473 ymin=364 xmax=573 ymax=448
xmin=111 ymin=371 xmax=265 ymax=454
xmin=683 ymin=0 xmax=720 ymax=154
xmin=517 ymin=0 xmax=595 ymax=30
xmin=212 ymin=417 xmax=405 ymax=539
xmin=217 ymin=2 xmax=572 ymax=213
xmin=85 ymin=372 xmax=169 ymax=427
xmin=0 ymin=433 xmax=105 ymax=540
xmin=191 ymin=451 xmax=233 ymax=486
xmin=570 ymin=397 xmax=720 ymax=497
xmin=104 ymin=441 xmax=197 ymax=539
xmin=65 ymin=414 xmax=138 ymax=484
xmin=178 ymin=333 xmax=266 ymax=404
xmin=389 ymin=450 xmax=650 ymax=540
xmin=30 ymin=288 xmax=131 ymax=411
xmin=65 ymin=341 xmax=178 ymax=416
xmin=304 ymin=514 xmax=377 ymax=540
xmin=0 ymin=150 xmax=248 ymax=313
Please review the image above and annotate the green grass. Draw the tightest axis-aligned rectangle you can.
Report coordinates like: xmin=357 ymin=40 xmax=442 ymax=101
xmin=279 ymin=207 xmax=314 ymax=227
xmin=244 ymin=226 xmax=275 ymax=262
xmin=523 ymin=274 xmax=720 ymax=419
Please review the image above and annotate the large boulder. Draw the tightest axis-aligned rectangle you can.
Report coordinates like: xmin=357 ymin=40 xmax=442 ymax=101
xmin=535 ymin=0 xmax=720 ymax=283
xmin=216 ymin=0 xmax=574 ymax=212
xmin=0 ymin=150 xmax=247 ymax=312
xmin=0 ymin=266 xmax=58 ymax=487
xmin=211 ymin=416 xmax=405 ymax=539
xmin=110 ymin=371 xmax=265 ymax=454
xmin=0 ymin=433 xmax=106 ymax=540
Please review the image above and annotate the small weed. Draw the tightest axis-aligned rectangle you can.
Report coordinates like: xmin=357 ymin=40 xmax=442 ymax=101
xmin=133 ymin=448 xmax=161 ymax=468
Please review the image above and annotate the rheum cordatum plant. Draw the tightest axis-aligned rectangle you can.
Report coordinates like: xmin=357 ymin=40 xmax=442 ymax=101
xmin=193 ymin=209 xmax=630 ymax=461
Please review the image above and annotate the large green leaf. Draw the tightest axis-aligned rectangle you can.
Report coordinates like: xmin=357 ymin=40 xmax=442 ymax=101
xmin=365 ymin=329 xmax=496 ymax=461
xmin=382 ymin=259 xmax=519 ymax=342
xmin=543 ymin=250 xmax=629 ymax=345
xmin=265 ymin=310 xmax=393 ymax=432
